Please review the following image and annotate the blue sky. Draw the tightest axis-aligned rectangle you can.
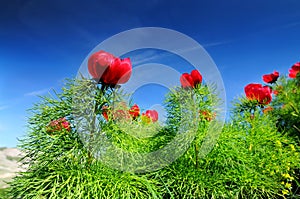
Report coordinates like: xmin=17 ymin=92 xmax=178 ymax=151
xmin=1 ymin=0 xmax=300 ymax=147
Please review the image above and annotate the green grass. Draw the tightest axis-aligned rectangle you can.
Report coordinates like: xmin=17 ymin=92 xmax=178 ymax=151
xmin=0 ymin=188 xmax=9 ymax=199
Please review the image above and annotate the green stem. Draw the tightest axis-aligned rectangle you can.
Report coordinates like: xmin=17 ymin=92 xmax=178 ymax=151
xmin=293 ymin=125 xmax=300 ymax=133
xmin=88 ymin=84 xmax=107 ymax=165
xmin=195 ymin=142 xmax=199 ymax=169
xmin=289 ymin=102 xmax=299 ymax=115
xmin=190 ymin=89 xmax=199 ymax=169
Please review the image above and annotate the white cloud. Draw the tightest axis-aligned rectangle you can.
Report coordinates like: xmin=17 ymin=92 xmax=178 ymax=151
xmin=24 ymin=88 xmax=50 ymax=97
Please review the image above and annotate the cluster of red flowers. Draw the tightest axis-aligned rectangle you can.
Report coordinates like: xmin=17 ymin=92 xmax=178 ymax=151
xmin=180 ymin=69 xmax=202 ymax=88
xmin=46 ymin=117 xmax=71 ymax=133
xmin=88 ymin=50 xmax=132 ymax=86
xmin=102 ymin=103 xmax=158 ymax=123
xmin=244 ymin=61 xmax=299 ymax=106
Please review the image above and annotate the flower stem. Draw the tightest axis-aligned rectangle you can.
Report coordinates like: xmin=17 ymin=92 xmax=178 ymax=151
xmin=195 ymin=142 xmax=199 ymax=169
xmin=88 ymin=83 xmax=107 ymax=165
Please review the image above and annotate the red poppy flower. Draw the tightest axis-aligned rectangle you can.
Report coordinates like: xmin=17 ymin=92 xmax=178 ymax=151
xmin=129 ymin=104 xmax=140 ymax=119
xmin=142 ymin=110 xmax=158 ymax=123
xmin=289 ymin=62 xmax=300 ymax=78
xmin=180 ymin=70 xmax=202 ymax=88
xmin=244 ymin=83 xmax=272 ymax=105
xmin=88 ymin=50 xmax=115 ymax=81
xmin=262 ymin=71 xmax=279 ymax=84
xmin=180 ymin=73 xmax=194 ymax=88
xmin=88 ymin=50 xmax=132 ymax=85
xmin=191 ymin=70 xmax=202 ymax=85
xmin=102 ymin=57 xmax=132 ymax=85
xmin=289 ymin=69 xmax=298 ymax=78
xmin=292 ymin=62 xmax=300 ymax=71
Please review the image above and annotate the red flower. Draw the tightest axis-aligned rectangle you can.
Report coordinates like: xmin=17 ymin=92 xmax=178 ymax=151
xmin=180 ymin=70 xmax=202 ymax=88
xmin=88 ymin=50 xmax=132 ymax=85
xmin=244 ymin=83 xmax=272 ymax=105
xmin=262 ymin=71 xmax=279 ymax=84
xmin=289 ymin=69 xmax=298 ymax=78
xmin=88 ymin=50 xmax=115 ymax=80
xmin=129 ymin=104 xmax=140 ymax=119
xmin=289 ymin=62 xmax=300 ymax=78
xmin=47 ymin=117 xmax=71 ymax=133
xmin=292 ymin=62 xmax=300 ymax=71
xmin=102 ymin=57 xmax=132 ymax=85
xmin=191 ymin=70 xmax=202 ymax=85
xmin=142 ymin=110 xmax=158 ymax=123
xmin=180 ymin=73 xmax=194 ymax=88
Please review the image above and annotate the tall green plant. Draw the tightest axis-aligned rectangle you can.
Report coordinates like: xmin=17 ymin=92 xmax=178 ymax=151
xmin=9 ymin=79 xmax=164 ymax=198
xmin=270 ymin=73 xmax=300 ymax=142
xmin=159 ymin=102 xmax=300 ymax=198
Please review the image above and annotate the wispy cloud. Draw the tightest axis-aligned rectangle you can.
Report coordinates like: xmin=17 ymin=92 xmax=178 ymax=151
xmin=24 ymin=88 xmax=50 ymax=97
xmin=131 ymin=50 xmax=171 ymax=66
xmin=131 ymin=40 xmax=232 ymax=66
xmin=281 ymin=22 xmax=300 ymax=29
xmin=202 ymin=40 xmax=232 ymax=48
xmin=0 ymin=105 xmax=9 ymax=111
